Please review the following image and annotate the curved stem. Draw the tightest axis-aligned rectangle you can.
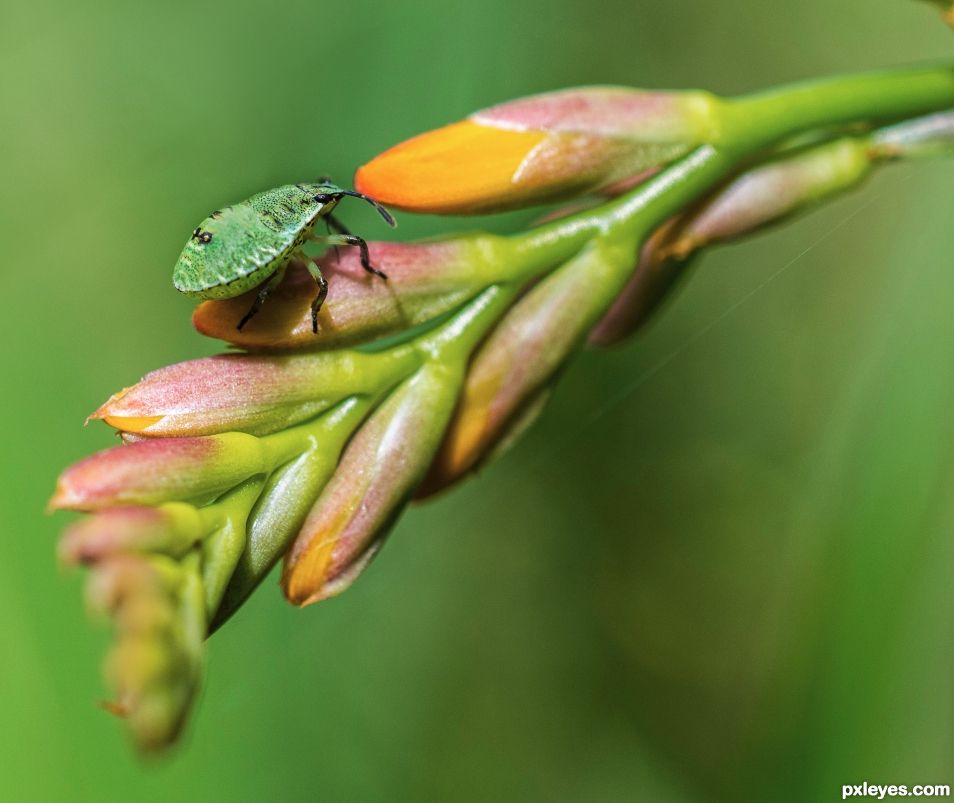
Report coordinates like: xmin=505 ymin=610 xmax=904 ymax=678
xmin=726 ymin=65 xmax=954 ymax=150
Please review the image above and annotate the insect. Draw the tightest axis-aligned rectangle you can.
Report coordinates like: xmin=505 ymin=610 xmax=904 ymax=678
xmin=173 ymin=180 xmax=396 ymax=332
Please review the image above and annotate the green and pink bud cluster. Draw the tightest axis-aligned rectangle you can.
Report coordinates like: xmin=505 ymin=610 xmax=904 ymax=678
xmin=51 ymin=71 xmax=954 ymax=752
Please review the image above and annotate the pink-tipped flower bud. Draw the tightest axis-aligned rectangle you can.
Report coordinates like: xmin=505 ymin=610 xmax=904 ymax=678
xmin=58 ymin=504 xmax=205 ymax=565
xmin=668 ymin=138 xmax=872 ymax=251
xmin=90 ymin=348 xmax=419 ymax=437
xmin=193 ymin=238 xmax=504 ymax=351
xmin=50 ymin=433 xmax=267 ymax=511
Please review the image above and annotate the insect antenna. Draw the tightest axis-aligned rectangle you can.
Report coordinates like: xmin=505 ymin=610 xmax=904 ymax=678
xmin=337 ymin=190 xmax=397 ymax=227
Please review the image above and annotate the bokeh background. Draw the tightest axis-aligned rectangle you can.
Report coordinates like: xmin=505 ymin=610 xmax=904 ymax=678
xmin=2 ymin=1 xmax=953 ymax=800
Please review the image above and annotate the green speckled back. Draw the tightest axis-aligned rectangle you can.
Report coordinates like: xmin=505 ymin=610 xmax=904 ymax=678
xmin=173 ymin=184 xmax=336 ymax=299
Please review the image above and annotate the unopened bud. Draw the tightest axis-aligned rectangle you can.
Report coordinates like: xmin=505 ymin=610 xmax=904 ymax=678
xmin=90 ymin=348 xmax=419 ymax=437
xmin=193 ymin=238 xmax=503 ymax=351
xmin=425 ymin=235 xmax=635 ymax=490
xmin=59 ymin=503 xmax=204 ymax=564
xmin=282 ymin=363 xmax=461 ymax=605
xmin=356 ymin=87 xmax=721 ymax=213
xmin=50 ymin=433 xmax=267 ymax=511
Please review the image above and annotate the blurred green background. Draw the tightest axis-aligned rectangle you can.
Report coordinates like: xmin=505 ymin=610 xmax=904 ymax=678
xmin=2 ymin=1 xmax=953 ymax=800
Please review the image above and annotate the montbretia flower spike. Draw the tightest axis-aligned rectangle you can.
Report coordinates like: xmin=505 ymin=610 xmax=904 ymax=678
xmin=49 ymin=65 xmax=954 ymax=753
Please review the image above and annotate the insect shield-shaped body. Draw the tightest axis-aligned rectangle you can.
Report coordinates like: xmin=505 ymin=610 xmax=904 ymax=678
xmin=173 ymin=182 xmax=396 ymax=332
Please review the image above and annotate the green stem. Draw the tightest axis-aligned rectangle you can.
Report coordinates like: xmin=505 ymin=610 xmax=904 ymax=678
xmin=210 ymin=395 xmax=383 ymax=629
xmin=416 ymin=283 xmax=521 ymax=361
xmin=509 ymin=64 xmax=954 ymax=271
xmin=201 ymin=476 xmax=266 ymax=614
xmin=726 ymin=66 xmax=954 ymax=151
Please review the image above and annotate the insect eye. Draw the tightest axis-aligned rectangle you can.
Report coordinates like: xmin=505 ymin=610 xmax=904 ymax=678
xmin=192 ymin=228 xmax=213 ymax=244
xmin=313 ymin=194 xmax=331 ymax=203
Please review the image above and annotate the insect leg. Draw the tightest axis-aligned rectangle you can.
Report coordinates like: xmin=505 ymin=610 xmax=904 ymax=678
xmin=312 ymin=234 xmax=388 ymax=280
xmin=323 ymin=219 xmax=342 ymax=264
xmin=325 ymin=213 xmax=352 ymax=237
xmin=303 ymin=258 xmax=329 ymax=333
xmin=237 ymin=266 xmax=287 ymax=331
xmin=323 ymin=215 xmax=357 ymax=265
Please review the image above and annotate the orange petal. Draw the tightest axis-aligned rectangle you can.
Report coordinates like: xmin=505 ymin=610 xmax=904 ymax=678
xmin=100 ymin=415 xmax=164 ymax=433
xmin=355 ymin=120 xmax=546 ymax=214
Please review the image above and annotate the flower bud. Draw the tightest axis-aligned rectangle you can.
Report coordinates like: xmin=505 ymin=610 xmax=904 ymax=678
xmin=59 ymin=503 xmax=205 ymax=565
xmin=50 ymin=433 xmax=267 ymax=511
xmin=282 ymin=363 xmax=461 ymax=606
xmin=89 ymin=555 xmax=201 ymax=751
xmin=192 ymin=238 xmax=503 ymax=351
xmin=590 ymin=138 xmax=873 ymax=346
xmin=355 ymin=87 xmax=721 ymax=214
xmin=424 ymin=235 xmax=635 ymax=492
xmin=213 ymin=397 xmax=375 ymax=626
xmin=85 ymin=555 xmax=171 ymax=616
xmin=105 ymin=635 xmax=193 ymax=751
xmin=871 ymin=110 xmax=954 ymax=158
xmin=668 ymin=138 xmax=871 ymax=252
xmin=90 ymin=348 xmax=419 ymax=437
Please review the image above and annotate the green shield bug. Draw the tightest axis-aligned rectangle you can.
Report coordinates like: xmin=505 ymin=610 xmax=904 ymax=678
xmin=173 ymin=180 xmax=396 ymax=332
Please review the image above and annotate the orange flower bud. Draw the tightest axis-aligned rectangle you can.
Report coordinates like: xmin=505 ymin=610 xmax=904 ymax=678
xmin=356 ymin=87 xmax=720 ymax=213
